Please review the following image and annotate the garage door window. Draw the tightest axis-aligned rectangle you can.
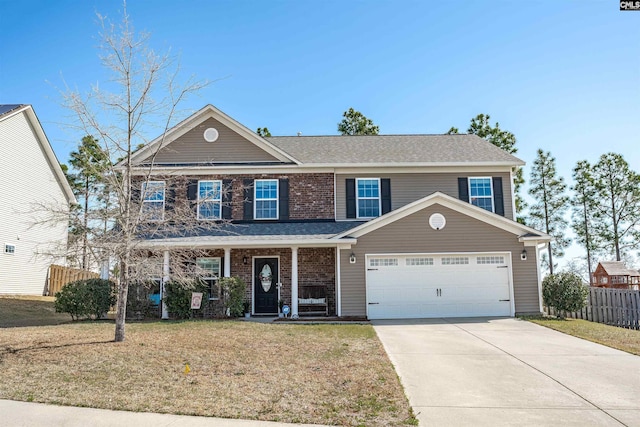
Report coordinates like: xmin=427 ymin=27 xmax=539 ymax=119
xmin=370 ymin=258 xmax=398 ymax=267
xmin=441 ymin=257 xmax=469 ymax=265
xmin=406 ymin=257 xmax=434 ymax=266
xmin=477 ymin=256 xmax=505 ymax=264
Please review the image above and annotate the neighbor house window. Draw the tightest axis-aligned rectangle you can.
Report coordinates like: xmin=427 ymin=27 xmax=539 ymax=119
xmin=254 ymin=179 xmax=278 ymax=220
xmin=196 ymin=257 xmax=221 ymax=300
xmin=469 ymin=177 xmax=494 ymax=212
xmin=4 ymin=244 xmax=15 ymax=254
xmin=198 ymin=180 xmax=222 ymax=220
xmin=357 ymin=178 xmax=381 ymax=218
xmin=141 ymin=181 xmax=165 ymax=221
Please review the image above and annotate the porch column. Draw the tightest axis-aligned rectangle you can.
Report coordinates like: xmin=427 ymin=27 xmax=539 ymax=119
xmin=161 ymin=250 xmax=170 ymax=319
xmin=224 ymin=248 xmax=231 ymax=277
xmin=99 ymin=257 xmax=109 ymax=280
xmin=291 ymin=246 xmax=299 ymax=319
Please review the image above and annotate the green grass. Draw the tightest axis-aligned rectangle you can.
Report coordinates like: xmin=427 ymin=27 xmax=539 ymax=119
xmin=0 ymin=296 xmax=70 ymax=327
xmin=527 ymin=316 xmax=640 ymax=355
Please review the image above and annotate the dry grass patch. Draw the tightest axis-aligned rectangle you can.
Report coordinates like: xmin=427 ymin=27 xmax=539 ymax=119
xmin=0 ymin=321 xmax=416 ymax=426
xmin=528 ymin=317 xmax=640 ymax=355
xmin=0 ymin=296 xmax=70 ymax=327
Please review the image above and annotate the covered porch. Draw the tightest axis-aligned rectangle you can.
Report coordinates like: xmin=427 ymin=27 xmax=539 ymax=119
xmin=137 ymin=222 xmax=358 ymax=319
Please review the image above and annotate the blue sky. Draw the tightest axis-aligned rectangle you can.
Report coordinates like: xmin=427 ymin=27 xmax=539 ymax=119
xmin=1 ymin=0 xmax=639 ymax=265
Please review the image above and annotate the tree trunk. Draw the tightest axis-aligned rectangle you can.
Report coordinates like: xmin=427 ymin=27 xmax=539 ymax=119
xmin=114 ymin=252 xmax=129 ymax=342
xmin=547 ymin=242 xmax=554 ymax=275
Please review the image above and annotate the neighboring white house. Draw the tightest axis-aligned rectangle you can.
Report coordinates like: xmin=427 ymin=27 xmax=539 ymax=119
xmin=0 ymin=104 xmax=76 ymax=295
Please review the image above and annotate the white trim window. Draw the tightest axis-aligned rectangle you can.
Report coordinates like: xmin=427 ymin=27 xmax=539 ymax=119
xmin=4 ymin=244 xmax=15 ymax=254
xmin=254 ymin=179 xmax=278 ymax=220
xmin=469 ymin=177 xmax=494 ymax=212
xmin=357 ymin=178 xmax=381 ymax=218
xmin=198 ymin=180 xmax=222 ymax=220
xmin=196 ymin=257 xmax=222 ymax=300
xmin=141 ymin=181 xmax=165 ymax=221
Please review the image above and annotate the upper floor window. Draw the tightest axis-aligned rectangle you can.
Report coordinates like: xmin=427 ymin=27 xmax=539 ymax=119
xmin=469 ymin=177 xmax=494 ymax=212
xmin=357 ymin=178 xmax=381 ymax=218
xmin=254 ymin=179 xmax=278 ymax=220
xmin=196 ymin=257 xmax=221 ymax=300
xmin=141 ymin=181 xmax=165 ymax=221
xmin=198 ymin=180 xmax=222 ymax=220
xmin=4 ymin=244 xmax=15 ymax=254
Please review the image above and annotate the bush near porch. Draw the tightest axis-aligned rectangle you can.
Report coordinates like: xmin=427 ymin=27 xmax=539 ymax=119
xmin=0 ymin=321 xmax=417 ymax=426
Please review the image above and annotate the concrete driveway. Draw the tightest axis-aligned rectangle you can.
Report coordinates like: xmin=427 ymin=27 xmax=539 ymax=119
xmin=373 ymin=317 xmax=640 ymax=427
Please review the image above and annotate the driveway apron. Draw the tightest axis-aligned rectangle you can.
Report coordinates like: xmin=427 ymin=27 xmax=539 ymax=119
xmin=373 ymin=317 xmax=640 ymax=427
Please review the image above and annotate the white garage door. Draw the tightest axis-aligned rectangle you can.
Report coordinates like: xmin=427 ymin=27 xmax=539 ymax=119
xmin=366 ymin=253 xmax=512 ymax=319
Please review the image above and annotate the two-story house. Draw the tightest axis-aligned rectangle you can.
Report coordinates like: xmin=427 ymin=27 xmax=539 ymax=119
xmin=592 ymin=261 xmax=640 ymax=290
xmin=0 ymin=104 xmax=76 ymax=295
xmin=127 ymin=105 xmax=550 ymax=319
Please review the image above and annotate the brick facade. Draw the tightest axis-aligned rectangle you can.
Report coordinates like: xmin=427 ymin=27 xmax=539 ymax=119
xmin=161 ymin=247 xmax=336 ymax=317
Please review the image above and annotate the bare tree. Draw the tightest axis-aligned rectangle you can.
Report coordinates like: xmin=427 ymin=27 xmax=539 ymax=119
xmin=61 ymin=5 xmax=215 ymax=342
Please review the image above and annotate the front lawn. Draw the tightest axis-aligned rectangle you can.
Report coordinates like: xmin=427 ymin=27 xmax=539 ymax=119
xmin=527 ymin=317 xmax=640 ymax=356
xmin=0 ymin=320 xmax=416 ymax=426
xmin=0 ymin=296 xmax=70 ymax=327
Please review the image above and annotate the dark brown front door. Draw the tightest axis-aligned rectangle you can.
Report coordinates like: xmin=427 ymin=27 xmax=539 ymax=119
xmin=254 ymin=257 xmax=279 ymax=314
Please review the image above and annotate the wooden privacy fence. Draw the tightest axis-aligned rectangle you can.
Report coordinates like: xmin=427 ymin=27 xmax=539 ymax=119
xmin=47 ymin=264 xmax=99 ymax=296
xmin=546 ymin=287 xmax=640 ymax=330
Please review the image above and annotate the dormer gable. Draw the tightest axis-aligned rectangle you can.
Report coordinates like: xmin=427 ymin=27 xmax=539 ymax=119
xmin=127 ymin=105 xmax=298 ymax=167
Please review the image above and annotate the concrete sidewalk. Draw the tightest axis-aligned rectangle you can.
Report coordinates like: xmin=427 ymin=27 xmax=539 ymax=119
xmin=0 ymin=400 xmax=331 ymax=427
xmin=373 ymin=317 xmax=640 ymax=427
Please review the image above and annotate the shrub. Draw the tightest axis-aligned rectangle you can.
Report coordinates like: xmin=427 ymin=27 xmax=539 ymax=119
xmin=164 ymin=279 xmax=209 ymax=319
xmin=219 ymin=277 xmax=246 ymax=317
xmin=54 ymin=278 xmax=116 ymax=320
xmin=542 ymin=272 xmax=589 ymax=318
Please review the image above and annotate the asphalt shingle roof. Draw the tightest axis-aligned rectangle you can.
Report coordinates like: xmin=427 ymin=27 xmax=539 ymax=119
xmin=143 ymin=221 xmax=365 ymax=242
xmin=0 ymin=104 xmax=24 ymax=118
xmin=267 ymin=134 xmax=524 ymax=165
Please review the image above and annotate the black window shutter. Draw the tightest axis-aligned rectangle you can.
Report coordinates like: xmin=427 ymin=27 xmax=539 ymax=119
xmin=458 ymin=177 xmax=469 ymax=203
xmin=187 ymin=179 xmax=198 ymax=216
xmin=279 ymin=178 xmax=289 ymax=220
xmin=131 ymin=181 xmax=141 ymax=203
xmin=187 ymin=180 xmax=198 ymax=201
xmin=243 ymin=179 xmax=254 ymax=220
xmin=222 ymin=179 xmax=233 ymax=220
xmin=381 ymin=178 xmax=391 ymax=215
xmin=346 ymin=179 xmax=356 ymax=219
xmin=492 ymin=177 xmax=505 ymax=216
xmin=165 ymin=186 xmax=175 ymax=213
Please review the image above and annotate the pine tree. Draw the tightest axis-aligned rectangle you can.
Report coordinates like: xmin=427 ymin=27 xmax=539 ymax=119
xmin=528 ymin=149 xmax=570 ymax=274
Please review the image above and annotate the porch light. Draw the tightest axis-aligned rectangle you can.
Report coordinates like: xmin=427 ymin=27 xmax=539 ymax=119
xmin=521 ymin=249 xmax=527 ymax=261
xmin=243 ymin=256 xmax=248 ymax=265
xmin=349 ymin=252 xmax=357 ymax=264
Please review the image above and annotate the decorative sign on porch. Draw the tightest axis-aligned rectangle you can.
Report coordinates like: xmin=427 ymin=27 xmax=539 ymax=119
xmin=260 ymin=264 xmax=273 ymax=292
xmin=282 ymin=305 xmax=290 ymax=316
xmin=191 ymin=292 xmax=203 ymax=309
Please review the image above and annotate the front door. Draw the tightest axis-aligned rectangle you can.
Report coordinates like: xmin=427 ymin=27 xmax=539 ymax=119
xmin=254 ymin=257 xmax=279 ymax=314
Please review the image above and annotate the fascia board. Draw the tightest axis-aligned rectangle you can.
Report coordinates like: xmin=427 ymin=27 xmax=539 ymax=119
xmin=136 ymin=237 xmax=357 ymax=250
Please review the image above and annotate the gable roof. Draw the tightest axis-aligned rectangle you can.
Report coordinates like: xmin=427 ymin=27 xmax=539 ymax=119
xmin=268 ymin=134 xmax=525 ymax=166
xmin=125 ymin=104 xmax=299 ymax=166
xmin=597 ymin=261 xmax=640 ymax=276
xmin=335 ymin=191 xmax=550 ymax=243
xmin=0 ymin=104 xmax=76 ymax=203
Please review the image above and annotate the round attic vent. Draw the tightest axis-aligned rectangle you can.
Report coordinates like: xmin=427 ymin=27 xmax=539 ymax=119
xmin=429 ymin=213 xmax=446 ymax=230
xmin=203 ymin=127 xmax=219 ymax=142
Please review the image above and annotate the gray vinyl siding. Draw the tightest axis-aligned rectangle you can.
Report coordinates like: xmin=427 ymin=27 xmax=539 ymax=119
xmin=339 ymin=205 xmax=539 ymax=317
xmin=336 ymin=172 xmax=514 ymax=221
xmin=148 ymin=117 xmax=281 ymax=164
xmin=0 ymin=111 xmax=69 ymax=294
